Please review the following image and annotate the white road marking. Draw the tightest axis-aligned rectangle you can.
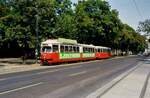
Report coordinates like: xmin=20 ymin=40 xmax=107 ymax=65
xmin=33 ymin=65 xmax=82 ymax=75
xmin=70 ymin=66 xmax=81 ymax=69
xmin=0 ymin=82 xmax=43 ymax=95
xmin=0 ymin=75 xmax=32 ymax=81
xmin=0 ymin=62 xmax=83 ymax=82
xmin=0 ymin=78 xmax=7 ymax=81
xmin=36 ymin=69 xmax=59 ymax=74
xmin=0 ymin=69 xmax=60 ymax=82
xmin=61 ymin=66 xmax=81 ymax=71
xmin=69 ymin=71 xmax=87 ymax=77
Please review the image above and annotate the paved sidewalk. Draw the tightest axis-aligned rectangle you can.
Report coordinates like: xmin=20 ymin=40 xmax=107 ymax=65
xmin=0 ymin=58 xmax=46 ymax=75
xmin=101 ymin=63 xmax=150 ymax=98
xmin=0 ymin=63 xmax=52 ymax=75
xmin=86 ymin=61 xmax=150 ymax=98
xmin=0 ymin=58 xmax=37 ymax=65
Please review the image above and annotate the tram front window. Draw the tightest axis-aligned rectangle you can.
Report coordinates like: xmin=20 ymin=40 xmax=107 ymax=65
xmin=42 ymin=46 xmax=52 ymax=53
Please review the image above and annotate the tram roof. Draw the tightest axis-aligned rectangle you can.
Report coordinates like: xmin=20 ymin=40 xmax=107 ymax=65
xmin=95 ymin=46 xmax=111 ymax=49
xmin=42 ymin=39 xmax=60 ymax=44
xmin=41 ymin=38 xmax=111 ymax=49
xmin=41 ymin=38 xmax=78 ymax=45
xmin=78 ymin=44 xmax=95 ymax=48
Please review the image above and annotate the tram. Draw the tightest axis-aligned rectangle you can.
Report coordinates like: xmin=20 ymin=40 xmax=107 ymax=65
xmin=40 ymin=38 xmax=111 ymax=65
xmin=95 ymin=46 xmax=111 ymax=59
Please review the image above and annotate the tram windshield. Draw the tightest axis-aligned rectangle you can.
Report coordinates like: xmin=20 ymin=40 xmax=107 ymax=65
xmin=42 ymin=46 xmax=52 ymax=53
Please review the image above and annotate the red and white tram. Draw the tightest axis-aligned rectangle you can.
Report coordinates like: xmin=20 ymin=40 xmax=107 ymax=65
xmin=95 ymin=46 xmax=111 ymax=59
xmin=40 ymin=38 xmax=111 ymax=65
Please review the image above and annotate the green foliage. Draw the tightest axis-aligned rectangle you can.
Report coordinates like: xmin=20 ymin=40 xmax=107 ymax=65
xmin=0 ymin=0 xmax=56 ymax=49
xmin=0 ymin=0 xmax=147 ymax=57
xmin=75 ymin=0 xmax=123 ymax=48
xmin=54 ymin=0 xmax=77 ymax=39
xmin=119 ymin=24 xmax=147 ymax=53
xmin=138 ymin=19 xmax=150 ymax=35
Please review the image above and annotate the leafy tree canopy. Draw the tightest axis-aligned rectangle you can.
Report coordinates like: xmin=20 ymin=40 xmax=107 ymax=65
xmin=0 ymin=0 xmax=147 ymax=57
xmin=138 ymin=19 xmax=150 ymax=35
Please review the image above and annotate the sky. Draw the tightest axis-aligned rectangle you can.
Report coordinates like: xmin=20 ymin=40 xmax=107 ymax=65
xmin=71 ymin=0 xmax=150 ymax=30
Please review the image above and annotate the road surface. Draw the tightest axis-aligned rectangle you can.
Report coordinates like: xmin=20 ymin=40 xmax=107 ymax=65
xmin=0 ymin=56 xmax=142 ymax=98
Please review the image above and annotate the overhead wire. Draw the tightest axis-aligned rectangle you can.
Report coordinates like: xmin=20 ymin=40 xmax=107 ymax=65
xmin=132 ymin=0 xmax=144 ymax=20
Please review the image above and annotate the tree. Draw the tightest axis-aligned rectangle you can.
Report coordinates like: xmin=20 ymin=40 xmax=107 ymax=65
xmin=0 ymin=0 xmax=57 ymax=57
xmin=0 ymin=0 xmax=146 ymax=57
xmin=74 ymin=0 xmax=95 ymax=44
xmin=54 ymin=0 xmax=77 ymax=39
xmin=119 ymin=24 xmax=147 ymax=54
xmin=75 ymin=0 xmax=123 ymax=48
xmin=138 ymin=19 xmax=150 ymax=35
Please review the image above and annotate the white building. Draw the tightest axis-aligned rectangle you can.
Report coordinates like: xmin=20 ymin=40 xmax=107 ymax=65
xmin=144 ymin=37 xmax=150 ymax=55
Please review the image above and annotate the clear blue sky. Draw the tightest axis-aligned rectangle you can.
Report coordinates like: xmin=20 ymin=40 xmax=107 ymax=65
xmin=71 ymin=0 xmax=150 ymax=30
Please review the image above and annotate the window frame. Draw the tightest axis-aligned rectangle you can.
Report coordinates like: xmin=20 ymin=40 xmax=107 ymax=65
xmin=52 ymin=44 xmax=59 ymax=53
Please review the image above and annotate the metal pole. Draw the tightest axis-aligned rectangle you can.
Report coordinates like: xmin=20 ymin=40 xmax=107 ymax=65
xmin=35 ymin=14 xmax=39 ymax=64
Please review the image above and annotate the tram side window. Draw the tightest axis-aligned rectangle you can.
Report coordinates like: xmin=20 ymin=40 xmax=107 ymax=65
xmin=85 ymin=48 xmax=88 ymax=53
xmin=107 ymin=49 xmax=110 ymax=53
xmin=84 ymin=48 xmax=86 ymax=53
xmin=68 ymin=46 xmax=72 ymax=52
xmin=93 ymin=48 xmax=95 ymax=53
xmin=60 ymin=45 xmax=64 ymax=52
xmin=88 ymin=48 xmax=90 ymax=53
xmin=98 ymin=49 xmax=100 ymax=52
xmin=90 ymin=48 xmax=92 ymax=53
xmin=52 ymin=45 xmax=59 ymax=52
xmin=88 ymin=48 xmax=91 ymax=53
xmin=65 ymin=46 xmax=69 ymax=52
xmin=83 ymin=47 xmax=85 ymax=53
xmin=73 ymin=46 xmax=79 ymax=53
xmin=104 ymin=49 xmax=106 ymax=52
xmin=90 ymin=48 xmax=91 ymax=52
xmin=77 ymin=47 xmax=79 ymax=52
xmin=91 ymin=48 xmax=94 ymax=53
xmin=108 ymin=49 xmax=111 ymax=53
xmin=87 ymin=48 xmax=89 ymax=52
xmin=83 ymin=47 xmax=89 ymax=53
xmin=95 ymin=49 xmax=97 ymax=52
xmin=73 ymin=46 xmax=76 ymax=52
xmin=42 ymin=46 xmax=52 ymax=53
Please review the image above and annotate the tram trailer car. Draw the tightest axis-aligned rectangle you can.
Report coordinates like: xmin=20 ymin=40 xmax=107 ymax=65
xmin=95 ymin=46 xmax=111 ymax=59
xmin=40 ymin=38 xmax=111 ymax=65
xmin=79 ymin=44 xmax=96 ymax=61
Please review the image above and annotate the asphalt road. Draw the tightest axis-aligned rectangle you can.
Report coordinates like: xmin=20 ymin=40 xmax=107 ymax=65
xmin=0 ymin=56 xmax=143 ymax=98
